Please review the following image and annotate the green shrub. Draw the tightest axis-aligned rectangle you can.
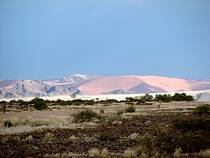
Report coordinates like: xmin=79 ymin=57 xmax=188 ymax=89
xmin=98 ymin=132 xmax=118 ymax=141
xmin=126 ymin=97 xmax=138 ymax=102
xmin=155 ymin=94 xmax=172 ymax=102
xmin=31 ymin=98 xmax=47 ymax=110
xmin=71 ymin=99 xmax=83 ymax=106
xmin=194 ymin=105 xmax=210 ymax=115
xmin=4 ymin=120 xmax=13 ymax=128
xmin=141 ymin=94 xmax=153 ymax=101
xmin=164 ymin=115 xmax=210 ymax=153
xmin=136 ymin=99 xmax=146 ymax=104
xmin=0 ymin=101 xmax=7 ymax=105
xmin=73 ymin=109 xmax=98 ymax=122
xmin=125 ymin=105 xmax=136 ymax=113
xmin=84 ymin=99 xmax=95 ymax=105
xmin=155 ymin=128 xmax=179 ymax=154
xmin=17 ymin=99 xmax=28 ymax=105
xmin=42 ymin=133 xmax=54 ymax=143
xmin=172 ymin=93 xmax=194 ymax=101
xmin=66 ymin=135 xmax=78 ymax=143
xmin=173 ymin=117 xmax=210 ymax=132
xmin=154 ymin=93 xmax=194 ymax=102
xmin=129 ymin=133 xmax=144 ymax=143
xmin=7 ymin=136 xmax=21 ymax=144
xmin=98 ymin=99 xmax=119 ymax=105
xmin=177 ymin=132 xmax=210 ymax=153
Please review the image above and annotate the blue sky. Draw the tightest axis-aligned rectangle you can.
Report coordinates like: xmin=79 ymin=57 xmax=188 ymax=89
xmin=0 ymin=0 xmax=210 ymax=80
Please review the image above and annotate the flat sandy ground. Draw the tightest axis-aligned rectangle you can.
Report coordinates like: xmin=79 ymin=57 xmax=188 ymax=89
xmin=1 ymin=101 xmax=210 ymax=158
xmin=0 ymin=101 xmax=208 ymax=134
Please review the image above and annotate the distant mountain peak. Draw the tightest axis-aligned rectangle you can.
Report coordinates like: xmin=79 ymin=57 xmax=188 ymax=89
xmin=62 ymin=73 xmax=98 ymax=83
xmin=0 ymin=74 xmax=210 ymax=99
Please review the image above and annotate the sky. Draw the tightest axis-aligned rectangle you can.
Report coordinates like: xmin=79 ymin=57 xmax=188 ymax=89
xmin=0 ymin=0 xmax=210 ymax=80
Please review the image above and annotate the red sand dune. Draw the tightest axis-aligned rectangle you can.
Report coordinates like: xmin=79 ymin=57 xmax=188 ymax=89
xmin=79 ymin=75 xmax=208 ymax=94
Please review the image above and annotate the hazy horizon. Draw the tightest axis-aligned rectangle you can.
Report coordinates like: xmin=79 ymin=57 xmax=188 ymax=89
xmin=1 ymin=73 xmax=210 ymax=81
xmin=0 ymin=0 xmax=210 ymax=80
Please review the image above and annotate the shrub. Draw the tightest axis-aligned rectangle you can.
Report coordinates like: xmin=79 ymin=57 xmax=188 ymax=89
xmin=71 ymin=99 xmax=83 ymax=106
xmin=155 ymin=94 xmax=172 ymax=102
xmin=66 ymin=135 xmax=77 ymax=143
xmin=198 ymin=149 xmax=210 ymax=158
xmin=0 ymin=101 xmax=7 ymax=105
xmin=1 ymin=136 xmax=20 ymax=144
xmin=123 ymin=148 xmax=137 ymax=158
xmin=155 ymin=128 xmax=179 ymax=154
xmin=173 ymin=117 xmax=210 ymax=131
xmin=17 ymin=99 xmax=28 ymax=105
xmin=116 ymin=110 xmax=124 ymax=115
xmin=98 ymin=132 xmax=118 ymax=141
xmin=135 ymin=146 xmax=148 ymax=158
xmin=173 ymin=147 xmax=182 ymax=158
xmin=154 ymin=93 xmax=194 ymax=102
xmin=82 ymin=136 xmax=97 ymax=143
xmin=194 ymin=105 xmax=210 ymax=115
xmin=88 ymin=148 xmax=100 ymax=158
xmin=84 ymin=99 xmax=95 ymax=105
xmin=141 ymin=94 xmax=153 ymax=101
xmin=42 ymin=133 xmax=54 ymax=143
xmin=4 ymin=120 xmax=13 ymax=128
xmin=96 ymin=99 xmax=118 ymax=105
xmin=125 ymin=105 xmax=136 ymax=113
xmin=2 ymin=104 xmax=6 ymax=113
xmin=0 ymin=136 xmax=9 ymax=144
xmin=177 ymin=132 xmax=210 ymax=153
xmin=9 ymin=100 xmax=17 ymax=105
xmin=136 ymin=99 xmax=146 ymax=104
xmin=129 ymin=133 xmax=143 ymax=143
xmin=126 ymin=97 xmax=138 ymax=102
xmin=172 ymin=93 xmax=194 ymax=101
xmin=31 ymin=98 xmax=47 ymax=110
xmin=100 ymin=148 xmax=109 ymax=158
xmin=25 ymin=135 xmax=33 ymax=142
xmin=73 ymin=109 xmax=98 ymax=123
xmin=30 ymin=120 xmax=50 ymax=127
xmin=100 ymin=109 xmax=104 ymax=113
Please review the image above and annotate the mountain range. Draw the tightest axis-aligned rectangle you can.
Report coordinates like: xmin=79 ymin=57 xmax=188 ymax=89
xmin=0 ymin=74 xmax=210 ymax=99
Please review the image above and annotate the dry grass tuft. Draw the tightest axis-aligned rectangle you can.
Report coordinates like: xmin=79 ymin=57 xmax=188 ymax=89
xmin=100 ymin=148 xmax=109 ymax=158
xmin=173 ymin=147 xmax=182 ymax=158
xmin=88 ymin=148 xmax=100 ymax=158
xmin=42 ymin=133 xmax=54 ymax=143
xmin=25 ymin=135 xmax=33 ymax=142
xmin=123 ymin=148 xmax=136 ymax=158
xmin=198 ymin=149 xmax=210 ymax=158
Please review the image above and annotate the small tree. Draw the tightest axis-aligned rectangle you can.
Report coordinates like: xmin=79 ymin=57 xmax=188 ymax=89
xmin=31 ymin=98 xmax=47 ymax=110
xmin=172 ymin=93 xmax=194 ymax=101
xmin=142 ymin=94 xmax=153 ymax=101
xmin=155 ymin=94 xmax=172 ymax=102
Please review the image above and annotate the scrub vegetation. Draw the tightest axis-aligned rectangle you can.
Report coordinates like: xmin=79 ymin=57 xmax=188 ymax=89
xmin=0 ymin=93 xmax=209 ymax=158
